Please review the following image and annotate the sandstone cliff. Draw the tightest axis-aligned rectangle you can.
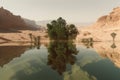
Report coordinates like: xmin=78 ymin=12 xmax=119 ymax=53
xmin=0 ymin=7 xmax=38 ymax=32
xmin=77 ymin=7 xmax=120 ymax=41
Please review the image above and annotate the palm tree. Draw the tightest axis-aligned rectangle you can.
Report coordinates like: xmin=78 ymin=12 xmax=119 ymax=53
xmin=47 ymin=17 xmax=78 ymax=40
xmin=37 ymin=36 xmax=41 ymax=49
xmin=111 ymin=32 xmax=117 ymax=42
xmin=29 ymin=33 xmax=33 ymax=42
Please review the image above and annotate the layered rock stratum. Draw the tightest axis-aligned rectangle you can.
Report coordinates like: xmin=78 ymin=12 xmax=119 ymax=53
xmin=0 ymin=7 xmax=38 ymax=32
xmin=77 ymin=7 xmax=120 ymax=41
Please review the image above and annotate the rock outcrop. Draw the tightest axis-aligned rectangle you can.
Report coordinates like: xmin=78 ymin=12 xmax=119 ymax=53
xmin=96 ymin=7 xmax=120 ymax=28
xmin=76 ymin=7 xmax=120 ymax=42
xmin=0 ymin=7 xmax=38 ymax=33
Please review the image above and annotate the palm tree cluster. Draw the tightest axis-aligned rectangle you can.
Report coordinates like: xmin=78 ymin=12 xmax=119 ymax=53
xmin=28 ymin=33 xmax=41 ymax=49
xmin=47 ymin=17 xmax=79 ymax=40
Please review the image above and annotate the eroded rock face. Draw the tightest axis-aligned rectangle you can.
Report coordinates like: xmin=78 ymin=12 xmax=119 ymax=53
xmin=0 ymin=7 xmax=38 ymax=32
xmin=76 ymin=7 xmax=120 ymax=42
xmin=97 ymin=7 xmax=120 ymax=27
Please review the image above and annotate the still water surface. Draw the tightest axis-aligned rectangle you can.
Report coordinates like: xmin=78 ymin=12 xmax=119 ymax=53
xmin=0 ymin=42 xmax=120 ymax=80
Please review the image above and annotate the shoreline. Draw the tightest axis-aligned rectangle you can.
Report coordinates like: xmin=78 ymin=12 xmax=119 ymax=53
xmin=0 ymin=40 xmax=119 ymax=46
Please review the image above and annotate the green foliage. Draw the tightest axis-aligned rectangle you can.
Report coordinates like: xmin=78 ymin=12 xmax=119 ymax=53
xmin=29 ymin=33 xmax=33 ymax=42
xmin=47 ymin=17 xmax=79 ymax=40
xmin=47 ymin=41 xmax=78 ymax=75
xmin=111 ymin=32 xmax=116 ymax=38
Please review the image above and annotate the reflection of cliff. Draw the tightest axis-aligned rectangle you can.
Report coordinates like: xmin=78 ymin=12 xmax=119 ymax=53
xmin=0 ymin=46 xmax=28 ymax=67
xmin=93 ymin=42 xmax=120 ymax=68
xmin=47 ymin=41 xmax=78 ymax=75
xmin=64 ymin=64 xmax=97 ymax=80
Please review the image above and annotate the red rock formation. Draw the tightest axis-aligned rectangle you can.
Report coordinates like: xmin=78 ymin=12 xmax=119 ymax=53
xmin=0 ymin=7 xmax=38 ymax=32
xmin=0 ymin=46 xmax=28 ymax=67
xmin=96 ymin=7 xmax=120 ymax=27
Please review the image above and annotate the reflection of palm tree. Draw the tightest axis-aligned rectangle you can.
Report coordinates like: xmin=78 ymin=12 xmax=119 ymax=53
xmin=82 ymin=38 xmax=93 ymax=48
xmin=29 ymin=35 xmax=41 ymax=49
xmin=29 ymin=33 xmax=33 ymax=49
xmin=47 ymin=41 xmax=78 ymax=75
xmin=37 ymin=36 xmax=41 ymax=49
xmin=111 ymin=42 xmax=117 ymax=54
xmin=111 ymin=43 xmax=116 ymax=49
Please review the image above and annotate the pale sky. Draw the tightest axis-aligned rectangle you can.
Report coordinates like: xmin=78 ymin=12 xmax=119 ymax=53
xmin=0 ymin=0 xmax=120 ymax=22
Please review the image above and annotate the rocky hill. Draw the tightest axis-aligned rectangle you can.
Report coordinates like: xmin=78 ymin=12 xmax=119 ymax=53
xmin=23 ymin=18 xmax=41 ymax=29
xmin=0 ymin=7 xmax=38 ymax=33
xmin=94 ymin=7 xmax=120 ymax=28
xmin=76 ymin=7 xmax=120 ymax=41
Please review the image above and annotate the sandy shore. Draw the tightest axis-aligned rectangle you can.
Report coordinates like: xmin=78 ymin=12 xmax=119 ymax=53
xmin=0 ymin=30 xmax=49 ymax=43
xmin=76 ymin=26 xmax=120 ymax=42
xmin=1 ymin=25 xmax=120 ymax=44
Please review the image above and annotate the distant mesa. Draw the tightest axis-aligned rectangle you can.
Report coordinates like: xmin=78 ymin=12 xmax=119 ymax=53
xmin=36 ymin=20 xmax=52 ymax=27
xmin=23 ymin=18 xmax=41 ymax=29
xmin=0 ymin=7 xmax=39 ymax=33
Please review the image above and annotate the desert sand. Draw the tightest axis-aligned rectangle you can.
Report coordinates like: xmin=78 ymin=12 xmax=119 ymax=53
xmin=76 ymin=26 xmax=120 ymax=42
xmin=0 ymin=30 xmax=49 ymax=44
xmin=1 ymin=7 xmax=120 ymax=45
